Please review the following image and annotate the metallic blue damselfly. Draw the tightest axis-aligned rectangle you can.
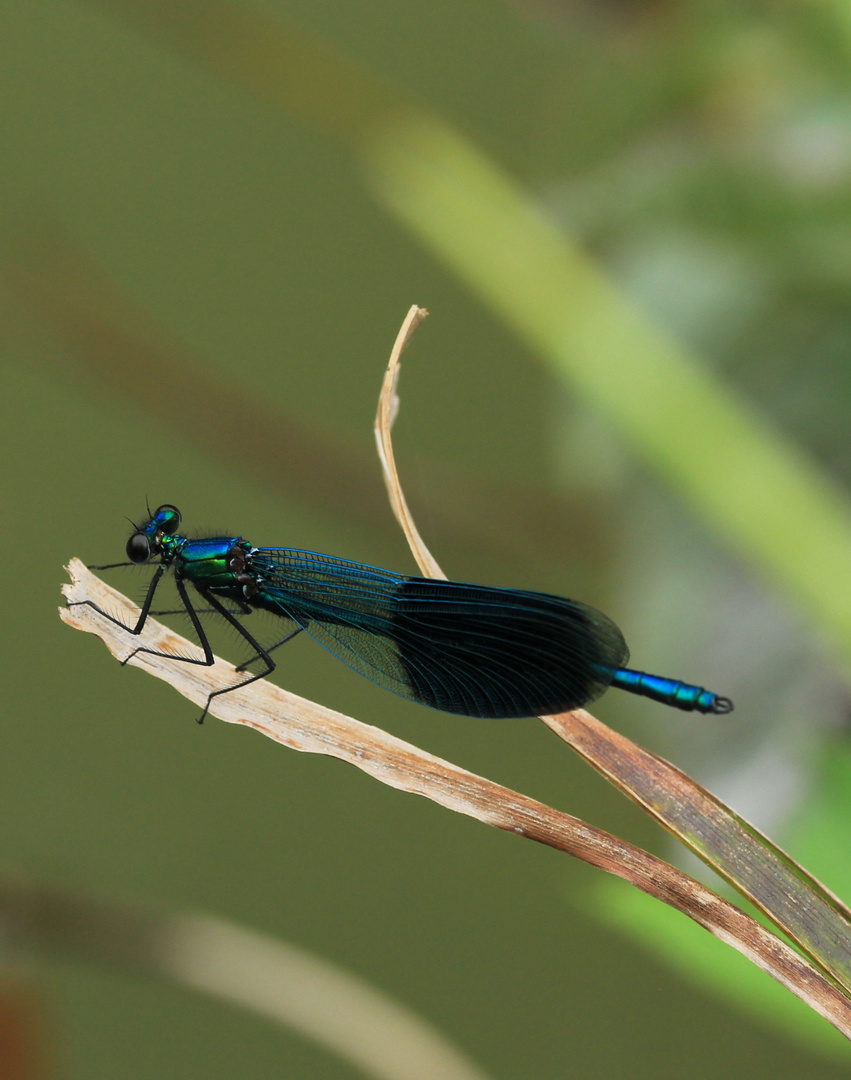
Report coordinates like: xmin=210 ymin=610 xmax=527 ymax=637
xmin=75 ymin=505 xmax=733 ymax=723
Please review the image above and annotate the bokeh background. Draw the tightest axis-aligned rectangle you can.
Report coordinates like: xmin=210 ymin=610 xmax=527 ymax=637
xmin=3 ymin=0 xmax=851 ymax=1076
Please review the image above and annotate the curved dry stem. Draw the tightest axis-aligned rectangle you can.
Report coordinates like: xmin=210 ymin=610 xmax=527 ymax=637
xmin=59 ymin=559 xmax=851 ymax=1037
xmin=373 ymin=305 xmax=444 ymax=579
xmin=374 ymin=308 xmax=851 ymax=1000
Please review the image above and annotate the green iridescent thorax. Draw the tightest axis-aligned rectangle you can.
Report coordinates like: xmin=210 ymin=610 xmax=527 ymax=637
xmin=175 ymin=536 xmax=247 ymax=597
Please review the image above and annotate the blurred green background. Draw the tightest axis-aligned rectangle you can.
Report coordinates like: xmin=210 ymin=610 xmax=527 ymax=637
xmin=3 ymin=0 xmax=851 ymax=1076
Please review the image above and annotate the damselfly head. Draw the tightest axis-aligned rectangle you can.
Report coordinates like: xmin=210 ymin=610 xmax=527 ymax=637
xmin=126 ymin=504 xmax=183 ymax=563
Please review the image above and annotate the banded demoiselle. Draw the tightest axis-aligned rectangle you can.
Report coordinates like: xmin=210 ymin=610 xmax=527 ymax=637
xmin=75 ymin=504 xmax=733 ymax=722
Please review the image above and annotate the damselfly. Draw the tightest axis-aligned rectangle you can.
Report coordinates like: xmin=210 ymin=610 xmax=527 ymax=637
xmin=74 ymin=505 xmax=733 ymax=723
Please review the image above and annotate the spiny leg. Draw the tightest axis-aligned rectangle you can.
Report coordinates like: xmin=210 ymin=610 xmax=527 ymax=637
xmin=73 ymin=567 xmax=275 ymax=723
xmin=235 ymin=624 xmax=305 ymax=672
xmin=69 ymin=562 xmax=170 ymax=638
xmin=76 ymin=570 xmax=216 ymax=675
xmin=194 ymin=588 xmax=279 ymax=723
xmin=119 ymin=575 xmax=216 ymax=670
xmin=69 ymin=568 xmax=219 ymax=688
